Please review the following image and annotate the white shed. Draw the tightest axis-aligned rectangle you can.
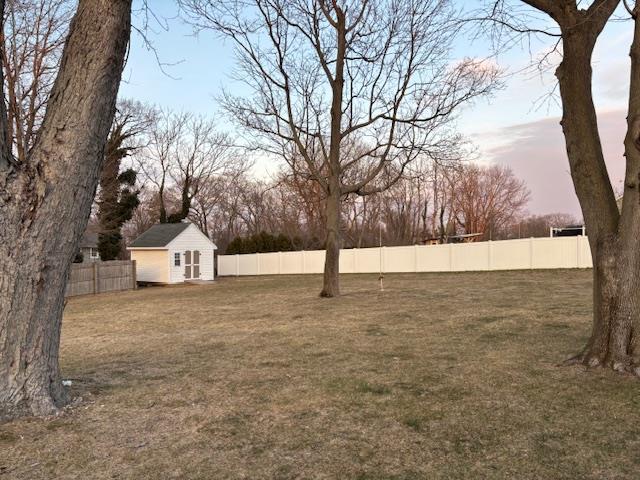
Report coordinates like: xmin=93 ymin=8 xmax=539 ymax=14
xmin=127 ymin=223 xmax=217 ymax=284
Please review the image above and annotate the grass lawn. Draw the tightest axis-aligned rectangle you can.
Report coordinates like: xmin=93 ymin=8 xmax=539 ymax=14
xmin=2 ymin=270 xmax=640 ymax=479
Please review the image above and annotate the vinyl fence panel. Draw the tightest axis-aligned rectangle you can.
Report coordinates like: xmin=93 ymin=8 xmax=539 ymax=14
xmin=217 ymin=236 xmax=593 ymax=277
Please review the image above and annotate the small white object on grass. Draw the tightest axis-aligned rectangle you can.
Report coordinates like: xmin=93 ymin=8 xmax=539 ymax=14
xmin=62 ymin=380 xmax=72 ymax=386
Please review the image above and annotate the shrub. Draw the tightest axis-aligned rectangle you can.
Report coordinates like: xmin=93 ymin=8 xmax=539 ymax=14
xmin=225 ymin=231 xmax=296 ymax=254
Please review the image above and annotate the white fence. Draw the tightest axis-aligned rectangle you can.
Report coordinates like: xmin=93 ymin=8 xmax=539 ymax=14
xmin=217 ymin=236 xmax=593 ymax=276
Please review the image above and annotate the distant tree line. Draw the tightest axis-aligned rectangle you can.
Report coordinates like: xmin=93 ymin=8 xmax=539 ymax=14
xmin=124 ymin=158 xmax=575 ymax=256
xmin=225 ymin=232 xmax=304 ymax=255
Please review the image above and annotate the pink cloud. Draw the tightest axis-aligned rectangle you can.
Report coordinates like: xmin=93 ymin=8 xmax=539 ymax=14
xmin=481 ymin=110 xmax=626 ymax=217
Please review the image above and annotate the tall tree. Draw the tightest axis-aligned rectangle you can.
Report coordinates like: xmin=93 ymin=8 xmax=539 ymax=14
xmin=136 ymin=109 xmax=187 ymax=224
xmin=97 ymin=100 xmax=154 ymax=260
xmin=482 ymin=0 xmax=640 ymax=373
xmin=0 ymin=0 xmax=132 ymax=419
xmin=452 ymin=164 xmax=530 ymax=241
xmin=189 ymin=163 xmax=251 ymax=237
xmin=166 ymin=115 xmax=235 ymax=223
xmin=182 ymin=0 xmax=499 ymax=297
xmin=136 ymin=110 xmax=237 ymax=225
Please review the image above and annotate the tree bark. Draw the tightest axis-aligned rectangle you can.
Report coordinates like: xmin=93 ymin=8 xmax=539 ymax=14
xmin=159 ymin=179 xmax=168 ymax=223
xmin=576 ymin=231 xmax=640 ymax=372
xmin=557 ymin=8 xmax=640 ymax=373
xmin=320 ymin=185 xmax=341 ymax=297
xmin=166 ymin=178 xmax=192 ymax=223
xmin=0 ymin=0 xmax=131 ymax=420
xmin=320 ymin=4 xmax=346 ymax=297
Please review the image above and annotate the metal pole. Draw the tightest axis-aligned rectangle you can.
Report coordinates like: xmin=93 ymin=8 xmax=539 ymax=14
xmin=379 ymin=219 xmax=384 ymax=292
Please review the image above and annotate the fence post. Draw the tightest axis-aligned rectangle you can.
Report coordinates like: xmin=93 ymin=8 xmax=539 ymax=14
xmin=449 ymin=243 xmax=454 ymax=272
xmin=93 ymin=262 xmax=100 ymax=294
xmin=414 ymin=244 xmax=418 ymax=272
xmin=132 ymin=260 xmax=137 ymax=289
xmin=529 ymin=237 xmax=534 ymax=269
xmin=487 ymin=240 xmax=492 ymax=271
xmin=235 ymin=254 xmax=240 ymax=276
xmin=278 ymin=251 xmax=282 ymax=274
xmin=301 ymin=250 xmax=306 ymax=274
xmin=354 ymin=248 xmax=359 ymax=273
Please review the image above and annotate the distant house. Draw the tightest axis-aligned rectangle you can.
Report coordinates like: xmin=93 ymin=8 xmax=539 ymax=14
xmin=127 ymin=223 xmax=217 ymax=284
xmin=78 ymin=231 xmax=101 ymax=262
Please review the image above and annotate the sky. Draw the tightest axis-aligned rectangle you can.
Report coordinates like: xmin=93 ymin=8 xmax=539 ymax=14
xmin=120 ymin=2 xmax=632 ymax=218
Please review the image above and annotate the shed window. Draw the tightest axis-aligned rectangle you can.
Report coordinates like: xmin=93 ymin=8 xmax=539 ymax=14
xmin=90 ymin=248 xmax=99 ymax=259
xmin=174 ymin=252 xmax=181 ymax=266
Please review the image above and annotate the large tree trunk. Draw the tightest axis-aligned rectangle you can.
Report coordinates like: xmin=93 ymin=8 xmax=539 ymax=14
xmin=320 ymin=186 xmax=341 ymax=297
xmin=559 ymin=9 xmax=640 ymax=374
xmin=0 ymin=0 xmax=131 ymax=420
xmin=320 ymin=7 xmax=346 ymax=298
xmin=578 ymin=236 xmax=640 ymax=371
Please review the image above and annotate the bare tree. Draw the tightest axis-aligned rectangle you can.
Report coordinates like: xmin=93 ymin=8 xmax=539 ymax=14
xmin=452 ymin=164 xmax=530 ymax=241
xmin=2 ymin=0 xmax=73 ymax=162
xmin=340 ymin=160 xmax=529 ymax=246
xmin=479 ymin=0 xmax=640 ymax=374
xmin=183 ymin=156 xmax=533 ymax=252
xmin=516 ymin=213 xmax=579 ymax=238
xmin=136 ymin=109 xmax=187 ymax=223
xmin=189 ymin=175 xmax=227 ymax=238
xmin=205 ymin=174 xmax=257 ymax=249
xmin=274 ymin=170 xmax=327 ymax=246
xmin=0 ymin=0 xmax=131 ymax=419
xmin=167 ymin=115 xmax=238 ymax=223
xmin=136 ymin=110 xmax=239 ymax=226
xmin=182 ymin=0 xmax=499 ymax=297
xmin=189 ymin=159 xmax=251 ymax=237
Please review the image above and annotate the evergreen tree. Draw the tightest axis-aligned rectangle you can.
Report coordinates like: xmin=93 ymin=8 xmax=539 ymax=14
xmin=97 ymin=101 xmax=151 ymax=260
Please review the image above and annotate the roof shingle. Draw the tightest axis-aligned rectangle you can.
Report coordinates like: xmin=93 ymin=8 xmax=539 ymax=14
xmin=129 ymin=223 xmax=190 ymax=248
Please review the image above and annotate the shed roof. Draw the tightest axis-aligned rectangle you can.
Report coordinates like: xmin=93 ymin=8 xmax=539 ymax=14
xmin=129 ymin=223 xmax=191 ymax=248
xmin=80 ymin=231 xmax=98 ymax=248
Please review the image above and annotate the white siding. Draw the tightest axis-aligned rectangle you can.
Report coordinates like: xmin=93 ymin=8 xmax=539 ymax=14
xmin=130 ymin=250 xmax=169 ymax=283
xmin=166 ymin=224 xmax=216 ymax=283
xmin=79 ymin=247 xmax=100 ymax=263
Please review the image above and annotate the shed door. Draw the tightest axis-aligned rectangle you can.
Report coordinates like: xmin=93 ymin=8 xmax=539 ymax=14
xmin=184 ymin=250 xmax=192 ymax=279
xmin=193 ymin=250 xmax=200 ymax=278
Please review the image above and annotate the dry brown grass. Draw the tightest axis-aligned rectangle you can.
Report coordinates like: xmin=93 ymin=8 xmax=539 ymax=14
xmin=2 ymin=270 xmax=640 ymax=479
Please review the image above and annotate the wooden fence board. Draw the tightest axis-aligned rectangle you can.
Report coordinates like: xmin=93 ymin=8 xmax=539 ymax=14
xmin=65 ymin=260 xmax=136 ymax=298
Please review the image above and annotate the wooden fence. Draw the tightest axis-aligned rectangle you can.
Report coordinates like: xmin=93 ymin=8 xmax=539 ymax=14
xmin=66 ymin=260 xmax=137 ymax=297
